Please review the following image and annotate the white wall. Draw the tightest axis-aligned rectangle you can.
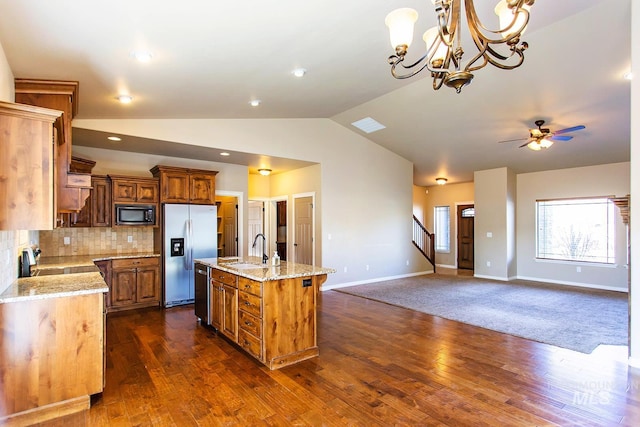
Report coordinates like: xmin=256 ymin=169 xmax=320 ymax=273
xmin=474 ymin=167 xmax=516 ymax=280
xmin=516 ymin=162 xmax=630 ymax=291
xmin=73 ymin=118 xmax=433 ymax=289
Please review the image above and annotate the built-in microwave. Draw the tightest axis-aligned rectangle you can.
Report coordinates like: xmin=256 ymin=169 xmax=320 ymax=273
xmin=115 ymin=204 xmax=156 ymax=226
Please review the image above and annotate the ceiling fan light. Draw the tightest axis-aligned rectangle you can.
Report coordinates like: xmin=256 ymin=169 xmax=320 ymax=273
xmin=385 ymin=8 xmax=418 ymax=50
xmin=527 ymin=141 xmax=541 ymax=151
xmin=539 ymin=138 xmax=554 ymax=149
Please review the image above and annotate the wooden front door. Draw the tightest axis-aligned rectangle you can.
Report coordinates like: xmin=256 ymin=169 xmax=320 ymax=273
xmin=457 ymin=204 xmax=475 ymax=270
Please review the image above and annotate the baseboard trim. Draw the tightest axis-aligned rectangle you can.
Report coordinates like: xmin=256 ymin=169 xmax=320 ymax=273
xmin=436 ymin=264 xmax=458 ymax=270
xmin=473 ymin=274 xmax=509 ymax=281
xmin=628 ymin=356 xmax=640 ymax=368
xmin=322 ymin=271 xmax=433 ymax=291
xmin=516 ymin=275 xmax=628 ymax=293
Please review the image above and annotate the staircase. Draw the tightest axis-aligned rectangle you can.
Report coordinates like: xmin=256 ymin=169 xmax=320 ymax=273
xmin=412 ymin=215 xmax=436 ymax=271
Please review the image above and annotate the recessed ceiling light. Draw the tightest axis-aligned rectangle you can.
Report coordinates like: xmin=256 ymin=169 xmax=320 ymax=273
xmin=351 ymin=117 xmax=386 ymax=134
xmin=117 ymin=95 xmax=133 ymax=104
xmin=107 ymin=136 xmax=122 ymax=142
xmin=292 ymin=68 xmax=307 ymax=78
xmin=220 ymin=152 xmax=230 ymax=157
xmin=249 ymin=99 xmax=261 ymax=107
xmin=131 ymin=50 xmax=153 ymax=63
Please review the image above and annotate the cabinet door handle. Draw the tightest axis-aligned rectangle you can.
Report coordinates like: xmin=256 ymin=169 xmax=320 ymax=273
xmin=244 ymin=321 xmax=253 ymax=326
xmin=244 ymin=301 xmax=251 ymax=306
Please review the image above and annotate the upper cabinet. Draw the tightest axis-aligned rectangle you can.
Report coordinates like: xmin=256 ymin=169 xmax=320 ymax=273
xmin=0 ymin=101 xmax=61 ymax=230
xmin=110 ymin=176 xmax=159 ymax=204
xmin=150 ymin=165 xmax=218 ymax=205
xmin=14 ymin=79 xmax=92 ymax=223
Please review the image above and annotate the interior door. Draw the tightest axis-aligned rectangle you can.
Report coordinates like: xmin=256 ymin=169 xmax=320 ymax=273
xmin=457 ymin=204 xmax=475 ymax=270
xmin=248 ymin=201 xmax=264 ymax=257
xmin=294 ymin=196 xmax=313 ymax=265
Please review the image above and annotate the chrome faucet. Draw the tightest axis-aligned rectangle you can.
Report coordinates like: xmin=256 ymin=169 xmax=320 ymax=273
xmin=252 ymin=233 xmax=268 ymax=264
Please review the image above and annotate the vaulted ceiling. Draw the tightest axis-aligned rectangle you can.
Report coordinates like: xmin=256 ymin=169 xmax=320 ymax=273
xmin=0 ymin=0 xmax=630 ymax=186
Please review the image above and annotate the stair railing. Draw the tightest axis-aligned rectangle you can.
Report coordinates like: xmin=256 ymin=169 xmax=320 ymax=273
xmin=412 ymin=215 xmax=436 ymax=271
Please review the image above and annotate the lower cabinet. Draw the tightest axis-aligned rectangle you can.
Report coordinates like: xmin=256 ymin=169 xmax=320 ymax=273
xmin=0 ymin=292 xmax=104 ymax=425
xmin=209 ymin=269 xmax=238 ymax=341
xmin=208 ymin=269 xmax=326 ymax=370
xmin=109 ymin=257 xmax=160 ymax=312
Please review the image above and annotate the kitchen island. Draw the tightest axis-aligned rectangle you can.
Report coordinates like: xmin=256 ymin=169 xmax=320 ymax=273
xmin=195 ymin=257 xmax=335 ymax=370
xmin=0 ymin=270 xmax=108 ymax=425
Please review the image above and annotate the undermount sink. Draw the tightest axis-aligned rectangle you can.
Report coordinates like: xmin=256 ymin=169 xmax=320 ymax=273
xmin=228 ymin=263 xmax=266 ymax=269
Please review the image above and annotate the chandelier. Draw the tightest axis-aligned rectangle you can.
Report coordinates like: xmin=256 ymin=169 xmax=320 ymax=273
xmin=385 ymin=0 xmax=535 ymax=93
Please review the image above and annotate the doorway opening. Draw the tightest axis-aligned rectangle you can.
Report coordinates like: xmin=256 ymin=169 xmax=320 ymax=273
xmin=457 ymin=204 xmax=475 ymax=270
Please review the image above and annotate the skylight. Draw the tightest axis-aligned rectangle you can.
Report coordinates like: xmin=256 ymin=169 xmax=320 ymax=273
xmin=351 ymin=117 xmax=386 ymax=134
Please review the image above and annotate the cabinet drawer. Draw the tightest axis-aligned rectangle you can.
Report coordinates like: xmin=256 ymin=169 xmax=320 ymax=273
xmin=238 ymin=277 xmax=262 ymax=297
xmin=112 ymin=257 xmax=159 ymax=269
xmin=239 ymin=310 xmax=262 ymax=338
xmin=211 ymin=269 xmax=236 ymax=287
xmin=238 ymin=291 xmax=261 ymax=318
xmin=238 ymin=329 xmax=262 ymax=360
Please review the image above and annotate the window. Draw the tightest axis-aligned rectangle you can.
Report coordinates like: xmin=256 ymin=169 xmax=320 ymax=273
xmin=536 ymin=197 xmax=615 ymax=264
xmin=434 ymin=206 xmax=450 ymax=253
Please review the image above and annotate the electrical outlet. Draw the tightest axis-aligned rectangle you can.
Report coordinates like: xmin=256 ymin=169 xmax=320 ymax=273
xmin=486 ymin=261 xmax=491 ymax=267
xmin=128 ymin=235 xmax=133 ymax=243
xmin=366 ymin=264 xmax=369 ymax=271
xmin=343 ymin=266 xmax=348 ymax=273
xmin=63 ymin=237 xmax=70 ymax=245
xmin=576 ymin=266 xmax=581 ymax=272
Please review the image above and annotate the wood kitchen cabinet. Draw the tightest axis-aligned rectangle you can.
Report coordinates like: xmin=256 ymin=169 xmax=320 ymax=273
xmin=151 ymin=165 xmax=218 ymax=204
xmin=0 ymin=292 xmax=105 ymax=425
xmin=0 ymin=101 xmax=61 ymax=230
xmin=110 ymin=175 xmax=159 ymax=203
xmin=61 ymin=175 xmax=111 ymax=228
xmin=109 ymin=257 xmax=160 ymax=312
xmin=238 ymin=274 xmax=321 ymax=369
xmin=14 ymin=79 xmax=92 ymax=219
xmin=94 ymin=259 xmax=112 ymax=311
xmin=209 ymin=269 xmax=238 ymax=341
xmin=91 ymin=175 xmax=112 ymax=227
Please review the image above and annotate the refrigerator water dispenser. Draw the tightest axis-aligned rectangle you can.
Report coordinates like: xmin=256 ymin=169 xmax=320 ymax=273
xmin=170 ymin=238 xmax=184 ymax=257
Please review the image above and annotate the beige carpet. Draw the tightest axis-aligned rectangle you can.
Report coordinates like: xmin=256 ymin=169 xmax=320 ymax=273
xmin=336 ymin=274 xmax=628 ymax=354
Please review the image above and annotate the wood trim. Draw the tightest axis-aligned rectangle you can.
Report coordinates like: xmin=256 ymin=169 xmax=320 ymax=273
xmin=0 ymin=392 xmax=89 ymax=426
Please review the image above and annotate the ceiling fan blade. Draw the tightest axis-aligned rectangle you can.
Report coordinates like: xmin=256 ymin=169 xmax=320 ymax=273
xmin=518 ymin=141 xmax=531 ymax=148
xmin=553 ymin=125 xmax=585 ymax=135
xmin=498 ymin=137 xmax=528 ymax=143
xmin=550 ymin=135 xmax=573 ymax=142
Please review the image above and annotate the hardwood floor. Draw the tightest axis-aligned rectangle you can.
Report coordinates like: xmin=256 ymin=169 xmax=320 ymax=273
xmin=79 ymin=290 xmax=640 ymax=426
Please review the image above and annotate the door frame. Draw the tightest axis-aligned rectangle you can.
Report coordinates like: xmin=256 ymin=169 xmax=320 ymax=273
xmin=292 ymin=192 xmax=316 ymax=265
xmin=455 ymin=201 xmax=474 ymax=269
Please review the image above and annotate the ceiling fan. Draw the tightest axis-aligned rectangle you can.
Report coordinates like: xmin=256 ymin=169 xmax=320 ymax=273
xmin=498 ymin=120 xmax=586 ymax=151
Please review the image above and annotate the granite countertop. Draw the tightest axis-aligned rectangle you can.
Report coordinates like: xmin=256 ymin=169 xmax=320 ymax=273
xmin=195 ymin=256 xmax=336 ymax=282
xmin=0 ymin=272 xmax=108 ymax=304
xmin=36 ymin=252 xmax=160 ymax=269
xmin=0 ymin=252 xmax=159 ymax=304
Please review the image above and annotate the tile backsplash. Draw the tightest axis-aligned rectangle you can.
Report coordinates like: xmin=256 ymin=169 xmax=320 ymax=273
xmin=39 ymin=227 xmax=155 ymax=256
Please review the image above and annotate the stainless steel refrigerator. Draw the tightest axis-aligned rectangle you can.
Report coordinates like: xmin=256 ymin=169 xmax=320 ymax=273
xmin=163 ymin=204 xmax=217 ymax=307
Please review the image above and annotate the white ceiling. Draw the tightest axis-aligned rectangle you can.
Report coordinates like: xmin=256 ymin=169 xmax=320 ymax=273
xmin=0 ymin=0 xmax=630 ymax=186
